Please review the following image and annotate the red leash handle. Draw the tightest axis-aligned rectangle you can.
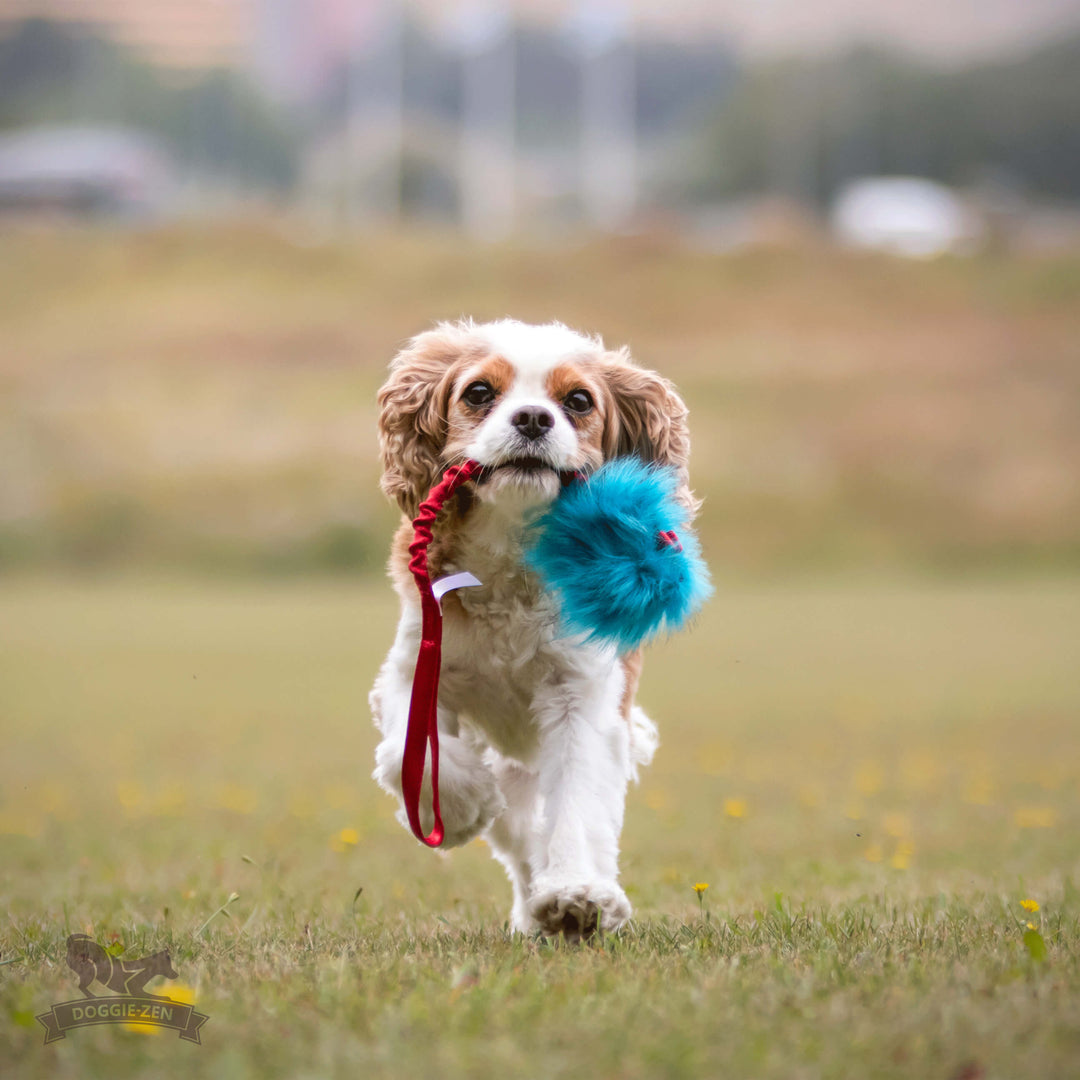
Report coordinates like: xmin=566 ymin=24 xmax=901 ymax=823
xmin=402 ymin=459 xmax=484 ymax=846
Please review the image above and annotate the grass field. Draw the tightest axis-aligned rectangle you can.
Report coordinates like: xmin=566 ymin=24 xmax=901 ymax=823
xmin=1 ymin=225 xmax=1078 ymax=1075
xmin=2 ymin=576 xmax=1078 ymax=1078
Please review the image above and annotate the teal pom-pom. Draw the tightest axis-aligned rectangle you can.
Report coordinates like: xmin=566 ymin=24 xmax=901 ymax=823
xmin=524 ymin=458 xmax=711 ymax=653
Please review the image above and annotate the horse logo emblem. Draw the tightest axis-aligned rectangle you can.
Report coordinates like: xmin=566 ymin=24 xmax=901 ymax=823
xmin=36 ymin=935 xmax=209 ymax=1045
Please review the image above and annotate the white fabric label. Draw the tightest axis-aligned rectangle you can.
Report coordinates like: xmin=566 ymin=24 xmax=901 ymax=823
xmin=432 ymin=571 xmax=483 ymax=605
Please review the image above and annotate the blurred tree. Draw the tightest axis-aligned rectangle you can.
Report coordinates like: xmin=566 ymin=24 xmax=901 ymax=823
xmin=0 ymin=19 xmax=298 ymax=192
xmin=688 ymin=35 xmax=1080 ymax=205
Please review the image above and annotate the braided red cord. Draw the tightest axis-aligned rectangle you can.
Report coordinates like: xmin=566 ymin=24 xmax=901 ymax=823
xmin=401 ymin=459 xmax=484 ymax=846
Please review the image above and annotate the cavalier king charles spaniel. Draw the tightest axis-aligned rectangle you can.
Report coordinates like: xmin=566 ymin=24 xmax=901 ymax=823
xmin=371 ymin=318 xmax=696 ymax=939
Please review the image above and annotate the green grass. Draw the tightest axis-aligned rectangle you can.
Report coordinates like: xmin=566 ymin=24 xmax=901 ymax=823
xmin=2 ymin=576 xmax=1078 ymax=1078
xmin=2 ymin=223 xmax=1078 ymax=1074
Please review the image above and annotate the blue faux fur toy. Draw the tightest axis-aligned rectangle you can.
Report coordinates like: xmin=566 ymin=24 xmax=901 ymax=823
xmin=524 ymin=458 xmax=712 ymax=653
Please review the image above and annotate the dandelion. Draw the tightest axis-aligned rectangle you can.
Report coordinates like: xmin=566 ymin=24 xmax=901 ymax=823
xmin=962 ymin=774 xmax=994 ymax=806
xmin=1026 ymin=921 xmax=1036 ymax=930
xmin=116 ymin=781 xmax=144 ymax=816
xmin=692 ymin=882 xmax=709 ymax=916
xmin=125 ymin=982 xmax=196 ymax=1035
xmin=883 ymin=813 xmax=911 ymax=839
xmin=854 ymin=760 xmax=884 ymax=797
xmin=1020 ymin=899 xmax=1040 ymax=913
xmin=724 ymin=797 xmax=746 ymax=819
xmin=330 ymin=827 xmax=360 ymax=853
xmin=644 ymin=788 xmax=668 ymax=811
xmin=1014 ymin=806 xmax=1057 ymax=829
xmin=0 ymin=806 xmax=43 ymax=838
xmin=890 ymin=839 xmax=915 ymax=870
xmin=216 ymin=784 xmax=257 ymax=815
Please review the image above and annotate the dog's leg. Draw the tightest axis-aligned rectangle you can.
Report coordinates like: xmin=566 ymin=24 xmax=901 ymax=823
xmin=484 ymin=752 xmax=540 ymax=933
xmin=122 ymin=965 xmax=151 ymax=998
xmin=371 ymin=614 xmax=505 ymax=848
xmin=526 ymin=657 xmax=635 ymax=940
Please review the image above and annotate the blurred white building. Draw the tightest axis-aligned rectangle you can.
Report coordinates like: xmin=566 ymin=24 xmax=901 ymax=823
xmin=831 ymin=177 xmax=983 ymax=258
xmin=0 ymin=125 xmax=170 ymax=215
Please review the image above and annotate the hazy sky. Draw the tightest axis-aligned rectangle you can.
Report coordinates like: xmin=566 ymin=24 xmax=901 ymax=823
xmin=415 ymin=0 xmax=1080 ymax=59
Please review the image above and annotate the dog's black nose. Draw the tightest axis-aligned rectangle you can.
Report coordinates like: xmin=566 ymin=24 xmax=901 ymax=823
xmin=512 ymin=406 xmax=554 ymax=441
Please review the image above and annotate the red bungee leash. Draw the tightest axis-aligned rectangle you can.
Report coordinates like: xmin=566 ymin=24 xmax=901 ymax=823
xmin=401 ymin=460 xmax=681 ymax=847
xmin=402 ymin=459 xmax=484 ymax=846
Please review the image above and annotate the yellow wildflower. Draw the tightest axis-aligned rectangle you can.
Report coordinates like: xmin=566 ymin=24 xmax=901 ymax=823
xmin=644 ymin=788 xmax=668 ymax=811
xmin=125 ymin=982 xmax=196 ymax=1035
xmin=1014 ymin=806 xmax=1057 ymax=829
xmin=216 ymin=784 xmax=257 ymax=815
xmin=854 ymin=760 xmax=884 ymax=797
xmin=1020 ymin=899 xmax=1040 ymax=913
xmin=116 ymin=781 xmax=144 ymax=815
xmin=724 ymin=798 xmax=746 ymax=819
xmin=330 ymin=827 xmax=360 ymax=852
xmin=692 ymin=882 xmax=709 ymax=915
xmin=883 ymin=813 xmax=911 ymax=839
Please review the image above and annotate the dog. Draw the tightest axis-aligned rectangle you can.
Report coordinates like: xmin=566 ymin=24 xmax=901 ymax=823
xmin=371 ymin=319 xmax=696 ymax=939
xmin=66 ymin=934 xmax=179 ymax=999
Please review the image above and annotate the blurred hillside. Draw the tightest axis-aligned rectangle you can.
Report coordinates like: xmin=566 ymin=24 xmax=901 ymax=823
xmin=1 ymin=226 xmax=1077 ymax=576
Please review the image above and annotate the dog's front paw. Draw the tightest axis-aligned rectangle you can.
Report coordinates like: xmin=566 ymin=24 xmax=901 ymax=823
xmin=528 ymin=880 xmax=631 ymax=941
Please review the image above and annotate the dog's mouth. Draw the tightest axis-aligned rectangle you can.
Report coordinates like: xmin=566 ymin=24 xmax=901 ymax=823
xmin=478 ymin=456 xmax=558 ymax=480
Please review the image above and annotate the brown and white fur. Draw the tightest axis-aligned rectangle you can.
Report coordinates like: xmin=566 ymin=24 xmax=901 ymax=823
xmin=371 ymin=318 xmax=696 ymax=939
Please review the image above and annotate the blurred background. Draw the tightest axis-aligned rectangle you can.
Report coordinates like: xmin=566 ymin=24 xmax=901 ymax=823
xmin=1 ymin=1 xmax=1080 ymax=1004
xmin=1 ymin=0 xmax=1079 ymax=579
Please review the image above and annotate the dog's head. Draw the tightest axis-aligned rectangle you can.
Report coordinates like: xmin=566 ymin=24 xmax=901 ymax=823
xmin=377 ymin=319 xmax=697 ymax=519
xmin=148 ymin=950 xmax=179 ymax=980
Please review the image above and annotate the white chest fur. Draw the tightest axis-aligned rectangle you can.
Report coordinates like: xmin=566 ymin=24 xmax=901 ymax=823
xmin=435 ymin=497 xmax=615 ymax=763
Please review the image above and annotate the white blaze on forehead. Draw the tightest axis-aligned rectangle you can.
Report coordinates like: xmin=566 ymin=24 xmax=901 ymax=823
xmin=464 ymin=320 xmax=596 ymax=469
xmin=473 ymin=320 xmax=600 ymax=391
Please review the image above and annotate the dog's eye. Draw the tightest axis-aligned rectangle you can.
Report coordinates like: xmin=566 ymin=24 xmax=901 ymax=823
xmin=462 ymin=381 xmax=496 ymax=407
xmin=563 ymin=389 xmax=594 ymax=416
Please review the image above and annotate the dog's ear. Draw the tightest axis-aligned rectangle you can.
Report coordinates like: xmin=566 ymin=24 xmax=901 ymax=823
xmin=377 ymin=325 xmax=472 ymax=517
xmin=598 ymin=349 xmax=700 ymax=518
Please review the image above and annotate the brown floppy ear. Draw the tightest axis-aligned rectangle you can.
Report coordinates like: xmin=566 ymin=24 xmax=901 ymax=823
xmin=598 ymin=348 xmax=700 ymax=519
xmin=377 ymin=324 xmax=471 ymax=518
